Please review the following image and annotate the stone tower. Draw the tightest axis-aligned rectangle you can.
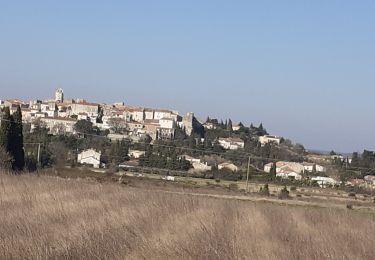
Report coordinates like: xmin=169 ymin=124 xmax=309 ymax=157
xmin=55 ymin=88 xmax=64 ymax=103
xmin=182 ymin=112 xmax=194 ymax=135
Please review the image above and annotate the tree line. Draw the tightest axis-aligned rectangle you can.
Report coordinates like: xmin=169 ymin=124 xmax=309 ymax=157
xmin=139 ymin=145 xmax=191 ymax=171
xmin=0 ymin=106 xmax=25 ymax=171
xmin=351 ymin=151 xmax=375 ymax=168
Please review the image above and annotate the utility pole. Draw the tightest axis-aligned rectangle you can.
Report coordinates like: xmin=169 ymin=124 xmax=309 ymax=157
xmin=345 ymin=157 xmax=348 ymax=171
xmin=24 ymin=143 xmax=42 ymax=166
xmin=37 ymin=143 xmax=41 ymax=166
xmin=246 ymin=156 xmax=251 ymax=193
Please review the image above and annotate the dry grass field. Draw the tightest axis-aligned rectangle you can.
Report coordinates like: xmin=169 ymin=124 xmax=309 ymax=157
xmin=1 ymin=172 xmax=375 ymax=260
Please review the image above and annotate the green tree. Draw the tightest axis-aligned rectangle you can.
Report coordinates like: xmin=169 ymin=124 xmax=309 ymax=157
xmin=351 ymin=152 xmax=359 ymax=167
xmin=227 ymin=119 xmax=233 ymax=132
xmin=74 ymin=120 xmax=93 ymax=137
xmin=11 ymin=106 xmax=25 ymax=170
xmin=0 ymin=107 xmax=12 ymax=153
xmin=109 ymin=140 xmax=129 ymax=164
xmin=259 ymin=184 xmax=270 ymax=196
xmin=0 ymin=146 xmax=14 ymax=170
xmin=139 ymin=145 xmax=153 ymax=167
xmin=279 ymin=186 xmax=290 ymax=199
xmin=270 ymin=162 xmax=277 ymax=177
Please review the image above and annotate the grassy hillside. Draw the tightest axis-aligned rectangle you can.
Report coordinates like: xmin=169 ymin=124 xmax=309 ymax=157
xmin=0 ymin=172 xmax=374 ymax=259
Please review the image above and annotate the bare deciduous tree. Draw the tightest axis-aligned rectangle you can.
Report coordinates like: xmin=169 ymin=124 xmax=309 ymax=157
xmin=107 ymin=118 xmax=127 ymax=133
xmin=51 ymin=123 xmax=66 ymax=135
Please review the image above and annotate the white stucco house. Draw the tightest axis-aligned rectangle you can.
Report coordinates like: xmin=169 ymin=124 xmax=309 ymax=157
xmin=265 ymin=161 xmax=325 ymax=174
xmin=129 ymin=150 xmax=146 ymax=159
xmin=258 ymin=135 xmax=281 ymax=146
xmin=232 ymin=124 xmax=241 ymax=131
xmin=77 ymin=149 xmax=101 ymax=168
xmin=180 ymin=155 xmax=201 ymax=164
xmin=218 ymin=137 xmax=245 ymax=150
xmin=264 ymin=161 xmax=304 ymax=174
xmin=154 ymin=109 xmax=175 ymax=120
xmin=45 ymin=109 xmax=58 ymax=118
xmin=315 ymin=164 xmax=326 ymax=172
xmin=264 ymin=163 xmax=273 ymax=173
xmin=70 ymin=101 xmax=99 ymax=117
xmin=192 ymin=162 xmax=212 ymax=172
xmin=218 ymin=162 xmax=239 ymax=172
xmin=276 ymin=168 xmax=302 ymax=180
xmin=203 ymin=122 xmax=215 ymax=130
xmin=311 ymin=176 xmax=338 ymax=188
xmin=159 ymin=117 xmax=174 ymax=129
xmin=302 ymin=162 xmax=326 ymax=173
xmin=39 ymin=117 xmax=77 ymax=134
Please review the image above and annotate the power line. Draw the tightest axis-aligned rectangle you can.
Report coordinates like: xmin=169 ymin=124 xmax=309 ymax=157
xmin=72 ymin=128 xmax=281 ymax=161
xmin=3 ymin=117 xmax=375 ymax=172
xmin=0 ymin=117 xmax=279 ymax=162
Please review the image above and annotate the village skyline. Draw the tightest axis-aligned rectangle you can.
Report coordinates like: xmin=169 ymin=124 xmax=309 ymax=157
xmin=1 ymin=87 xmax=371 ymax=154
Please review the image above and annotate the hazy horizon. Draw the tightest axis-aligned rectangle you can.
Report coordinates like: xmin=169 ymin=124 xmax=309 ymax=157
xmin=1 ymin=1 xmax=374 ymax=152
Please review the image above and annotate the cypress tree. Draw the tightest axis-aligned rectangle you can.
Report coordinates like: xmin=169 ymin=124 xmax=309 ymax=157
xmin=227 ymin=119 xmax=233 ymax=132
xmin=0 ymin=107 xmax=12 ymax=156
xmin=270 ymin=162 xmax=277 ymax=177
xmin=11 ymin=106 xmax=25 ymax=171
xmin=118 ymin=140 xmax=129 ymax=161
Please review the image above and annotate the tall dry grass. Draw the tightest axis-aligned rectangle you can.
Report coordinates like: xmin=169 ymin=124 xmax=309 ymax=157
xmin=0 ymin=173 xmax=374 ymax=260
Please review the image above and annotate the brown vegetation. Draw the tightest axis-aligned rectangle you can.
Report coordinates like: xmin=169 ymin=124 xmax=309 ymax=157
xmin=1 ymin=172 xmax=375 ymax=259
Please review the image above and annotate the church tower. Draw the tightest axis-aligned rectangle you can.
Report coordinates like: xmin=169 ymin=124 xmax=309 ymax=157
xmin=55 ymin=88 xmax=64 ymax=103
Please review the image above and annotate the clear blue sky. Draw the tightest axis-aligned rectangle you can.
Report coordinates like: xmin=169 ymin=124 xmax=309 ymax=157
xmin=1 ymin=1 xmax=374 ymax=152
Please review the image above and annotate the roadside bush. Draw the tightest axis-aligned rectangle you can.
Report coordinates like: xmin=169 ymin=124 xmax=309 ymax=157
xmin=212 ymin=168 xmax=242 ymax=181
xmin=259 ymin=184 xmax=270 ymax=196
xmin=0 ymin=147 xmax=14 ymax=171
xmin=106 ymin=166 xmax=119 ymax=175
xmin=70 ymin=160 xmax=77 ymax=168
xmin=290 ymin=186 xmax=297 ymax=191
xmin=25 ymin=156 xmax=37 ymax=172
xmin=278 ymin=186 xmax=290 ymax=200
xmin=228 ymin=183 xmax=239 ymax=191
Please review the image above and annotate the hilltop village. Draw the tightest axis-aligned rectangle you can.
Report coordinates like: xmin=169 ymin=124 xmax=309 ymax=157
xmin=1 ymin=89 xmax=374 ymax=191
